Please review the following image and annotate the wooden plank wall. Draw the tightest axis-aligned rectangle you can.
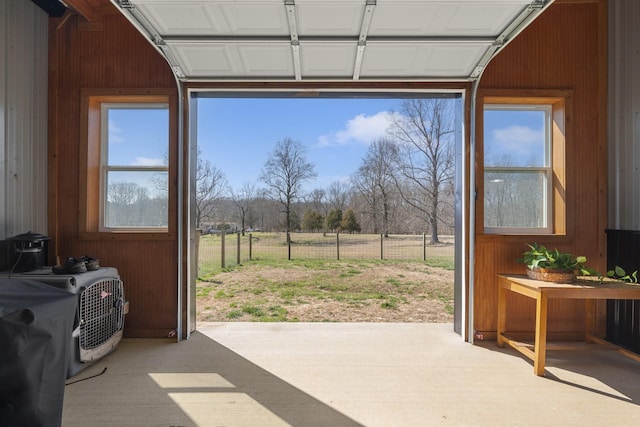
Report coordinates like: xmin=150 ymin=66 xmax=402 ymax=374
xmin=474 ymin=1 xmax=608 ymax=339
xmin=48 ymin=5 xmax=178 ymax=337
xmin=46 ymin=0 xmax=607 ymax=340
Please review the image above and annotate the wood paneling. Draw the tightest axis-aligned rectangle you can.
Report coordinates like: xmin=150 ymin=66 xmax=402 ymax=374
xmin=63 ymin=0 xmax=106 ymax=22
xmin=48 ymin=5 xmax=178 ymax=337
xmin=474 ymin=1 xmax=607 ymax=337
xmin=46 ymin=0 xmax=608 ymax=340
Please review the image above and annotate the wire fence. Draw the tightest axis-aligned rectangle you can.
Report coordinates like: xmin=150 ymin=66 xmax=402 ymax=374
xmin=197 ymin=231 xmax=454 ymax=275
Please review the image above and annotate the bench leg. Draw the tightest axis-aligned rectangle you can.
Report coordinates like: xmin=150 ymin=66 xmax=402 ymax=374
xmin=497 ymin=284 xmax=507 ymax=347
xmin=534 ymin=293 xmax=548 ymax=376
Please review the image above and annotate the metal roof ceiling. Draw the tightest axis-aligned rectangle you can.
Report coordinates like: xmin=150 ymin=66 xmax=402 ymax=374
xmin=111 ymin=0 xmax=553 ymax=82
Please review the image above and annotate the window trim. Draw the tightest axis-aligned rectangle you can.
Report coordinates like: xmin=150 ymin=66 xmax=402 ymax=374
xmin=476 ymin=90 xmax=572 ymax=240
xmin=79 ymin=90 xmax=177 ymax=240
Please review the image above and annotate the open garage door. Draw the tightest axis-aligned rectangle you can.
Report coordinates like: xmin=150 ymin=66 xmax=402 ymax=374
xmin=107 ymin=0 xmax=555 ymax=340
xmin=110 ymin=0 xmax=554 ymax=82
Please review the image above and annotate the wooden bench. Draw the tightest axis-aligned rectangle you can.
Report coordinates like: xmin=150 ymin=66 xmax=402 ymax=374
xmin=496 ymin=274 xmax=640 ymax=376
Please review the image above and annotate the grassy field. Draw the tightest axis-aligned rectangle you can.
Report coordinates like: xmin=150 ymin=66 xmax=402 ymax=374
xmin=196 ymin=233 xmax=455 ymax=323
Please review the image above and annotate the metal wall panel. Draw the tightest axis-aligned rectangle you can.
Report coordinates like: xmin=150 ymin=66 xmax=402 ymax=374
xmin=609 ymin=0 xmax=640 ymax=230
xmin=0 ymin=0 xmax=49 ymax=239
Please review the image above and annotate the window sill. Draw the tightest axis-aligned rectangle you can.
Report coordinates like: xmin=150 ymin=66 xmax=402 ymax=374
xmin=475 ymin=234 xmax=570 ymax=244
xmin=79 ymin=231 xmax=175 ymax=241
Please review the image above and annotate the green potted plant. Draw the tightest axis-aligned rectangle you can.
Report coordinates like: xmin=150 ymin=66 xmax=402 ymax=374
xmin=519 ymin=243 xmax=597 ymax=282
xmin=607 ymin=266 xmax=638 ymax=283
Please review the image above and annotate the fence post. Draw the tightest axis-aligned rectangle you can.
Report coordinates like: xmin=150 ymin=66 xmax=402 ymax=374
xmin=249 ymin=233 xmax=253 ymax=260
xmin=221 ymin=231 xmax=226 ymax=269
xmin=287 ymin=231 xmax=291 ymax=260
xmin=380 ymin=233 xmax=384 ymax=260
xmin=423 ymin=232 xmax=427 ymax=261
xmin=336 ymin=232 xmax=340 ymax=260
xmin=195 ymin=228 xmax=201 ymax=277
xmin=237 ymin=232 xmax=241 ymax=264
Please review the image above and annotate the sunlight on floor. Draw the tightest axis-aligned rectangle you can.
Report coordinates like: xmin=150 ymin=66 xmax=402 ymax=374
xmin=168 ymin=392 xmax=291 ymax=427
xmin=148 ymin=373 xmax=234 ymax=388
xmin=149 ymin=373 xmax=292 ymax=427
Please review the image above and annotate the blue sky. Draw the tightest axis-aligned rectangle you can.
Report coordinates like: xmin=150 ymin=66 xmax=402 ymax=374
xmin=108 ymin=107 xmax=168 ymax=166
xmin=106 ymin=97 xmax=546 ymax=195
xmin=484 ymin=107 xmax=546 ymax=167
xmin=196 ymin=97 xmax=404 ymax=192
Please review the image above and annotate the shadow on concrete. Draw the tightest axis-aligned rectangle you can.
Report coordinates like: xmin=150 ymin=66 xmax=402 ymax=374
xmin=63 ymin=332 xmax=362 ymax=426
xmin=477 ymin=339 xmax=640 ymax=406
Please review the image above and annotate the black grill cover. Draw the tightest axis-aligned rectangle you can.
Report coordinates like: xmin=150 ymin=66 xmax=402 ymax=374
xmin=0 ymin=279 xmax=76 ymax=426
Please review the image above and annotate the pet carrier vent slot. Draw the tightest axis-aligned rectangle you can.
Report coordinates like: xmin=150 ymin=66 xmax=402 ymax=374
xmin=78 ymin=278 xmax=125 ymax=361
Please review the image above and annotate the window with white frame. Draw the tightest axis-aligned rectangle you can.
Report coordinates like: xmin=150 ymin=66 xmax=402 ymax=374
xmin=100 ymin=103 xmax=169 ymax=230
xmin=483 ymin=104 xmax=553 ymax=234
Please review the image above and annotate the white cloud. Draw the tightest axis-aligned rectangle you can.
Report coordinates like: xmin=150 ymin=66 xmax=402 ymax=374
xmin=317 ymin=111 xmax=394 ymax=147
xmin=492 ymin=125 xmax=540 ymax=145
xmin=487 ymin=125 xmax=544 ymax=163
xmin=131 ymin=157 xmax=164 ymax=166
xmin=108 ymin=119 xmax=125 ymax=143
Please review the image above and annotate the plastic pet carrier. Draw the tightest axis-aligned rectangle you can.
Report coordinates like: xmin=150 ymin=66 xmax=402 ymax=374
xmin=0 ymin=267 xmax=127 ymax=378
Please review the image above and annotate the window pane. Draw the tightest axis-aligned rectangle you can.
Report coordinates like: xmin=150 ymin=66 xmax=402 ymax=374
xmin=484 ymin=171 xmax=547 ymax=228
xmin=484 ymin=108 xmax=547 ymax=167
xmin=107 ymin=107 xmax=168 ymax=166
xmin=105 ymin=171 xmax=168 ymax=228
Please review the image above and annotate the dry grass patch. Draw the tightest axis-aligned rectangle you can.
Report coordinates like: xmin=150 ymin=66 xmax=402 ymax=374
xmin=196 ymin=259 xmax=454 ymax=323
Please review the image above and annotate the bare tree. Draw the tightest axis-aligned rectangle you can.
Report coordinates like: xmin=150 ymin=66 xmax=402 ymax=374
xmin=307 ymin=188 xmax=328 ymax=216
xmin=230 ymin=182 xmax=255 ymax=235
xmin=252 ymin=188 xmax=270 ymax=231
xmin=107 ymin=182 xmax=167 ymax=227
xmin=484 ymin=154 xmax=545 ymax=228
xmin=108 ymin=182 xmax=140 ymax=206
xmin=388 ymin=98 xmax=455 ymax=244
xmin=327 ymin=180 xmax=351 ymax=212
xmin=195 ymin=149 xmax=228 ymax=229
xmin=352 ymin=137 xmax=397 ymax=236
xmin=260 ymin=138 xmax=317 ymax=233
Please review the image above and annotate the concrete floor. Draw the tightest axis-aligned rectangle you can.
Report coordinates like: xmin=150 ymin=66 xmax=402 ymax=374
xmin=62 ymin=323 xmax=640 ymax=426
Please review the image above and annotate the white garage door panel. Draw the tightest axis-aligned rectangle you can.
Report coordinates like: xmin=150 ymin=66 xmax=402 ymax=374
xmin=295 ymin=3 xmax=364 ymax=36
xmin=299 ymin=42 xmax=357 ymax=76
xmin=360 ymin=42 xmax=489 ymax=78
xmin=135 ymin=4 xmax=219 ymax=35
xmin=135 ymin=1 xmax=291 ymax=35
xmin=169 ymin=42 xmax=294 ymax=77
xmin=113 ymin=0 xmax=554 ymax=81
xmin=237 ymin=44 xmax=295 ymax=75
xmin=168 ymin=44 xmax=239 ymax=76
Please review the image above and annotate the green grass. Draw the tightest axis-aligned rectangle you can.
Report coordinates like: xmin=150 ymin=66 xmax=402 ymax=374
xmin=223 ymin=303 xmax=293 ymax=321
xmin=386 ymin=278 xmax=402 ymax=286
xmin=241 ymin=305 xmax=265 ymax=317
xmin=196 ymin=256 xmax=455 ymax=322
xmin=226 ymin=310 xmax=243 ymax=319
xmin=195 ymin=232 xmax=455 ymax=322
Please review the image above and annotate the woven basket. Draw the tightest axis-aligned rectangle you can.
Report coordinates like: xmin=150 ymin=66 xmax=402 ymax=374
xmin=526 ymin=268 xmax=575 ymax=283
